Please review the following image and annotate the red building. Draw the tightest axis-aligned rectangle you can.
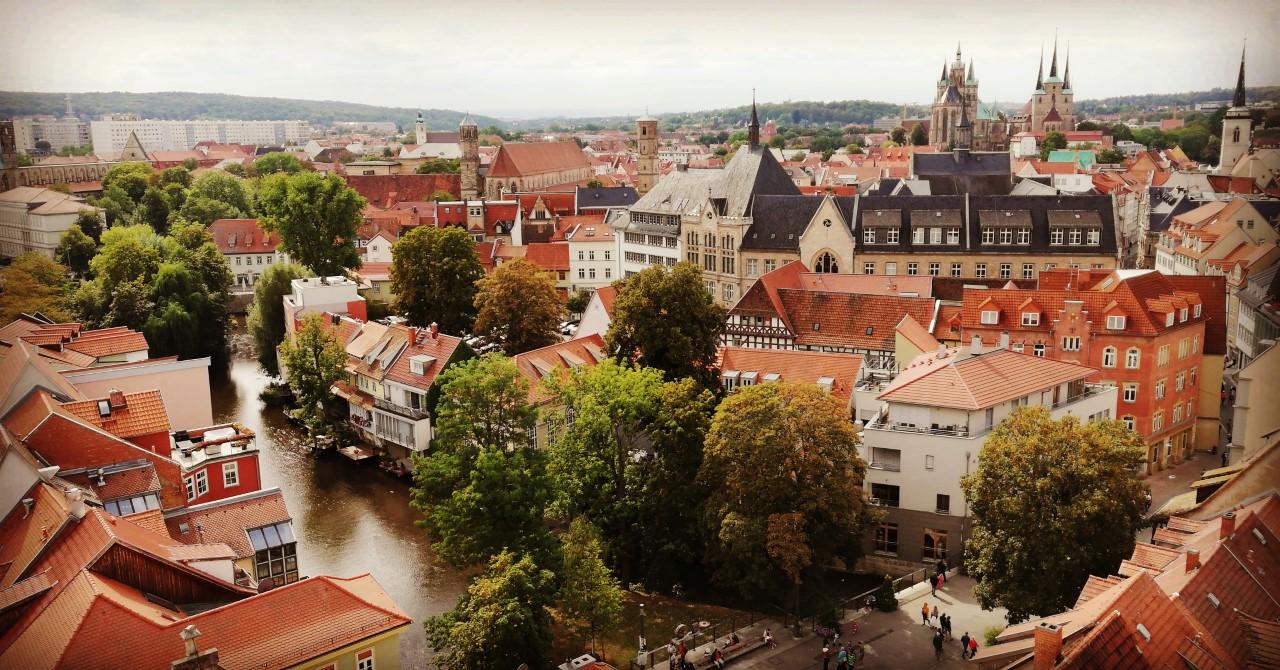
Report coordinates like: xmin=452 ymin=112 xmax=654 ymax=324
xmin=61 ymin=389 xmax=172 ymax=456
xmin=957 ymin=269 xmax=1226 ymax=473
xmin=172 ymin=423 xmax=263 ymax=506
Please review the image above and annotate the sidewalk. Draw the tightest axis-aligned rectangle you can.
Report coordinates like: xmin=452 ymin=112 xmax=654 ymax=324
xmin=729 ymin=574 xmax=1007 ymax=670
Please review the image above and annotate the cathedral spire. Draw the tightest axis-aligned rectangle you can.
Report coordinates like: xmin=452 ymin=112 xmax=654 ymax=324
xmin=748 ymin=89 xmax=760 ymax=148
xmin=1049 ymin=33 xmax=1059 ymax=79
xmin=1063 ymin=44 xmax=1071 ymax=91
xmin=1035 ymin=45 xmax=1044 ymax=92
xmin=941 ymin=59 xmax=947 ymax=83
xmin=1233 ymin=42 xmax=1247 ymax=108
xmin=967 ymin=58 xmax=976 ymax=85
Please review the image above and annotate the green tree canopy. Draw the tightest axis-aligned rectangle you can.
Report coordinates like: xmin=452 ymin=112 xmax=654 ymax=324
xmin=425 ymin=551 xmax=556 ymax=670
xmin=890 ymin=127 xmax=907 ymax=144
xmin=138 ymin=186 xmax=171 ymax=234
xmin=279 ymin=313 xmax=346 ymax=426
xmin=0 ymin=253 xmax=71 ymax=323
xmin=257 ymin=171 xmax=365 ymax=276
xmin=158 ymin=166 xmax=193 ymax=189
xmin=247 ymin=262 xmax=311 ymax=375
xmin=74 ymin=210 xmax=104 ymax=243
xmin=910 ymin=122 xmax=928 ymax=146
xmin=187 ymin=170 xmax=254 ymax=214
xmin=698 ymin=382 xmax=871 ymax=610
xmin=1039 ymin=131 xmax=1068 ymax=159
xmin=415 ymin=157 xmax=461 ymax=174
xmin=56 ymin=227 xmax=96 ymax=277
xmin=606 ymin=262 xmax=726 ymax=391
xmin=556 ymin=518 xmax=623 ymax=655
xmin=101 ymin=161 xmax=154 ymax=202
xmin=960 ymin=407 xmax=1149 ymax=623
xmin=390 ymin=226 xmax=484 ymax=334
xmin=566 ymin=288 xmax=592 ymax=315
xmin=473 ymin=258 xmax=562 ymax=355
xmin=1097 ymin=147 xmax=1127 ymax=164
xmin=254 ymin=151 xmax=303 ymax=176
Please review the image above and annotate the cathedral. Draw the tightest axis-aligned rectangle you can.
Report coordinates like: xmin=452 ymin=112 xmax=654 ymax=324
xmin=1017 ymin=38 xmax=1076 ymax=134
xmin=927 ymin=45 xmax=1008 ymax=151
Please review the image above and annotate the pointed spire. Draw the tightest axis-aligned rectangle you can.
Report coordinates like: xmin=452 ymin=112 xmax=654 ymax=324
xmin=1063 ymin=43 xmax=1071 ymax=90
xmin=967 ymin=58 xmax=976 ymax=85
xmin=956 ymin=42 xmax=961 ymax=58
xmin=459 ymin=111 xmax=475 ymax=128
xmin=1233 ymin=41 xmax=1247 ymax=108
xmin=941 ymin=59 xmax=948 ymax=83
xmin=1049 ymin=32 xmax=1059 ymax=78
xmin=1035 ymin=45 xmax=1045 ymax=92
xmin=748 ymin=89 xmax=760 ymax=148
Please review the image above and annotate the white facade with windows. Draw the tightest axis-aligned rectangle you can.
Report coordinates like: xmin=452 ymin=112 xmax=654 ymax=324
xmin=90 ymin=117 xmax=307 ymax=153
xmin=0 ymin=186 xmax=100 ymax=260
xmin=566 ymin=224 xmax=617 ymax=292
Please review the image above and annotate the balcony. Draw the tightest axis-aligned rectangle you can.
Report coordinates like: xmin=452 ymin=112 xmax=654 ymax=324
xmin=866 ymin=420 xmax=990 ymax=440
xmin=868 ymin=462 xmax=901 ymax=472
xmin=374 ymin=397 xmax=428 ymax=421
xmin=1050 ymin=383 xmax=1113 ymax=410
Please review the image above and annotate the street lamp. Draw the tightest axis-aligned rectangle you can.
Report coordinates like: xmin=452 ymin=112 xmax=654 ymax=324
xmin=638 ymin=603 xmax=647 ymax=653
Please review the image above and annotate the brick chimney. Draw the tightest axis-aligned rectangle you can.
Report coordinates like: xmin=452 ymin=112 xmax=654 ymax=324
xmin=1185 ymin=548 xmax=1200 ymax=573
xmin=171 ymin=625 xmax=220 ymax=670
xmin=108 ymin=389 xmax=127 ymax=409
xmin=1033 ymin=622 xmax=1063 ymax=670
xmin=1220 ymin=511 xmax=1236 ymax=539
xmin=430 ymin=322 xmax=439 ymax=339
xmin=970 ymin=334 xmax=983 ymax=354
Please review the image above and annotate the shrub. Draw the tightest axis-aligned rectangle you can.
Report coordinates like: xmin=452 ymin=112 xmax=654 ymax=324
xmin=875 ymin=574 xmax=898 ymax=612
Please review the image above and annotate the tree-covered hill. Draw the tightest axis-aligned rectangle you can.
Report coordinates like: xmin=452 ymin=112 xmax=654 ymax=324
xmin=0 ymin=91 xmax=502 ymax=131
xmin=1075 ymin=86 xmax=1280 ymax=115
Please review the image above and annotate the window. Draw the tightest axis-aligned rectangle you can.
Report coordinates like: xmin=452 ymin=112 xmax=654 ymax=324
xmin=195 ymin=471 xmax=208 ymax=497
xmin=885 ymin=262 xmax=898 ymax=276
xmin=1102 ymin=347 xmax=1117 ymax=367
xmin=1034 ymin=343 xmax=1046 ymax=357
xmin=1166 ymin=312 xmax=1175 ymax=327
xmin=578 ymin=250 xmax=585 ymax=260
xmin=1126 ymin=348 xmax=1140 ymax=369
xmin=1179 ymin=307 xmax=1188 ymax=322
xmin=1193 ymin=304 xmax=1202 ymax=318
xmin=982 ymin=228 xmax=995 ymax=244
xmin=1020 ymin=263 xmax=1033 ymax=279
xmin=1021 ymin=312 xmax=1039 ymax=326
xmin=886 ymin=229 xmax=899 ymax=244
xmin=1012 ymin=342 xmax=1024 ymax=352
xmin=870 ymin=483 xmax=900 ymax=508
xmin=1123 ymin=383 xmax=1138 ymax=403
xmin=975 ymin=263 xmax=987 ymax=278
xmin=932 ymin=227 xmax=944 ymax=244
xmin=913 ymin=227 xmax=925 ymax=244
xmin=1017 ymin=229 xmax=1031 ymax=245
xmin=1068 ymin=229 xmax=1083 ymax=245
xmin=589 ymin=268 xmax=596 ymax=279
xmin=998 ymin=229 xmax=1012 ymax=245
xmin=924 ymin=455 xmax=935 ymax=470
xmin=935 ymin=494 xmax=952 ymax=515
xmin=1173 ymin=404 xmax=1182 ymax=423
xmin=923 ymin=529 xmax=949 ymax=560
xmin=722 ymin=284 xmax=734 ymax=302
xmin=863 ymin=229 xmax=876 ymax=244
xmin=1152 ymin=411 xmax=1164 ymax=433
xmin=1122 ymin=415 xmax=1135 ymax=431
xmin=874 ymin=522 xmax=898 ymax=554
xmin=604 ymin=250 xmax=611 ymax=260
xmin=184 ymin=477 xmax=195 ymax=502
xmin=1158 ymin=346 xmax=1170 ymax=366
xmin=1000 ymin=263 xmax=1012 ymax=279
xmin=907 ymin=262 xmax=918 ymax=275
xmin=1062 ymin=336 xmax=1081 ymax=351
xmin=250 ymin=521 xmax=299 ymax=585
xmin=1050 ymin=228 xmax=1064 ymax=245
xmin=357 ymin=650 xmax=374 ymax=670
xmin=985 ymin=407 xmax=995 ymax=428
xmin=870 ymin=447 xmax=902 ymax=471
xmin=223 ymin=462 xmax=239 ymax=487
xmin=1107 ymin=315 xmax=1126 ymax=330
xmin=981 ymin=310 xmax=999 ymax=325
xmin=1087 ymin=229 xmax=1100 ymax=245
xmin=951 ymin=262 xmax=962 ymax=277
xmin=104 ymin=493 xmax=160 ymax=517
xmin=864 ymin=262 xmax=875 ymax=275
xmin=605 ymin=268 xmax=612 ymax=278
xmin=815 ymin=252 xmax=839 ymax=273
xmin=747 ymin=259 xmax=758 ymax=276
xmin=947 ymin=228 xmax=960 ymax=244
xmin=929 ymin=262 xmax=940 ymax=276
xmin=1155 ymin=379 xmax=1166 ymax=399
xmin=578 ymin=268 xmax=586 ymax=279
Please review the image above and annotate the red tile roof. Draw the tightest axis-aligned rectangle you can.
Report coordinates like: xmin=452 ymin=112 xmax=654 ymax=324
xmin=778 ymin=289 xmax=936 ymax=352
xmin=717 ymin=347 xmax=863 ymax=403
xmin=61 ymin=462 xmax=161 ymax=502
xmin=343 ymin=173 xmax=461 ymax=208
xmin=487 ymin=142 xmax=591 ymax=178
xmin=60 ymin=389 xmax=171 ymax=440
xmin=62 ymin=329 xmax=149 ymax=359
xmin=207 ymin=219 xmax=281 ymax=254
xmin=594 ymin=285 xmax=618 ymax=317
xmin=513 ymin=334 xmax=607 ymax=403
xmin=523 ymin=242 xmax=570 ymax=272
xmin=381 ymin=326 xmax=464 ymax=390
xmin=878 ymin=347 xmax=1097 ymax=410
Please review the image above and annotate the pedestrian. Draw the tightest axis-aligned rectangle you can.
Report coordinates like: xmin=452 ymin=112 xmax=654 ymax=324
xmin=960 ymin=632 xmax=971 ymax=659
xmin=943 ymin=614 xmax=953 ymax=641
xmin=764 ymin=628 xmax=776 ymax=649
xmin=852 ymin=640 xmax=865 ymax=668
xmin=938 ymin=571 xmax=945 ymax=590
xmin=931 ymin=604 xmax=940 ymax=626
xmin=921 ymin=601 xmax=930 ymax=625
xmin=865 ymin=593 xmax=877 ymax=612
xmin=930 ymin=572 xmax=937 ymax=596
xmin=711 ymin=648 xmax=724 ymax=670
xmin=968 ymin=636 xmax=979 ymax=659
xmin=837 ymin=645 xmax=849 ymax=670
xmin=823 ymin=645 xmax=831 ymax=670
xmin=933 ymin=629 xmax=944 ymax=661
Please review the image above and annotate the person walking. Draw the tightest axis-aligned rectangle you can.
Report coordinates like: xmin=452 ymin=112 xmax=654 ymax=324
xmin=944 ymin=614 xmax=953 ymax=641
xmin=937 ymin=571 xmax=945 ymax=591
xmin=921 ymin=601 xmax=931 ymax=625
xmin=837 ymin=645 xmax=849 ymax=670
xmin=822 ymin=645 xmax=832 ymax=670
xmin=764 ymin=628 xmax=776 ymax=649
xmin=931 ymin=604 xmax=940 ymax=626
xmin=929 ymin=572 xmax=937 ymax=596
xmin=968 ymin=636 xmax=979 ymax=659
xmin=933 ymin=629 xmax=944 ymax=661
xmin=960 ymin=632 xmax=971 ymax=659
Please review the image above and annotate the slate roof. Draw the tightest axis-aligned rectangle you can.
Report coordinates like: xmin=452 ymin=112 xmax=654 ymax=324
xmin=628 ymin=144 xmax=799 ymax=227
xmin=575 ymin=185 xmax=638 ymax=210
xmin=741 ymin=195 xmax=827 ymax=250
xmin=912 ymin=151 xmax=1013 ymax=195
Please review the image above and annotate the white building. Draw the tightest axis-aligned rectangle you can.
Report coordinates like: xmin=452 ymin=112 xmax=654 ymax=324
xmin=90 ymin=118 xmax=307 ymax=154
xmin=13 ymin=117 xmax=91 ymax=153
xmin=855 ymin=343 xmax=1116 ymax=572
xmin=207 ymin=218 xmax=289 ymax=293
xmin=0 ymin=186 xmax=99 ymax=260
xmin=564 ymin=218 xmax=617 ymax=292
xmin=282 ymin=276 xmax=367 ymax=338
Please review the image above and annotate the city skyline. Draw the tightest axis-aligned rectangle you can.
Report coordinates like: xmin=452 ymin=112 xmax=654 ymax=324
xmin=1 ymin=0 xmax=1277 ymax=119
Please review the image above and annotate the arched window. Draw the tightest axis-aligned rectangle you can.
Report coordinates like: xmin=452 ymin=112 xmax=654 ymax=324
xmin=814 ymin=252 xmax=839 ymax=274
xmin=1126 ymin=348 xmax=1140 ymax=369
xmin=1233 ymin=128 xmax=1241 ymax=143
xmin=1102 ymin=347 xmax=1117 ymax=368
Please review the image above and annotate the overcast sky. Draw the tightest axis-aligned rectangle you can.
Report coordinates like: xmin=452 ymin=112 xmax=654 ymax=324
xmin=2 ymin=0 xmax=1276 ymax=119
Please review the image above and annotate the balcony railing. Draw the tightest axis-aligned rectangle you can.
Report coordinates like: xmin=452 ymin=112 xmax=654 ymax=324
xmin=868 ymin=462 xmax=901 ymax=472
xmin=374 ymin=397 xmax=428 ymax=421
xmin=866 ymin=420 xmax=990 ymax=439
xmin=1051 ymin=383 xmax=1113 ymax=410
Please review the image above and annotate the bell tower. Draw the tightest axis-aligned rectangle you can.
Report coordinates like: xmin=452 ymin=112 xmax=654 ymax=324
xmin=459 ymin=113 xmax=480 ymax=200
xmin=636 ymin=114 xmax=658 ymax=196
xmin=0 ymin=120 xmax=17 ymax=190
xmin=415 ymin=112 xmax=427 ymax=146
xmin=1218 ymin=44 xmax=1252 ymax=174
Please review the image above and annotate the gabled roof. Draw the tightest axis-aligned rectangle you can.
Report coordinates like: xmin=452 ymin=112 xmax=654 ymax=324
xmin=207 ymin=219 xmax=281 ymax=254
xmin=487 ymin=141 xmax=591 ymax=178
xmin=717 ymin=347 xmax=864 ymax=403
xmin=878 ymin=347 xmax=1096 ymax=410
xmin=163 ymin=488 xmax=291 ymax=560
xmin=343 ymin=174 xmax=460 ymax=208
xmin=524 ymin=242 xmax=570 ymax=272
xmin=512 ymin=334 xmax=607 ymax=404
xmin=778 ymin=289 xmax=936 ymax=352
xmin=61 ymin=389 xmax=171 ymax=440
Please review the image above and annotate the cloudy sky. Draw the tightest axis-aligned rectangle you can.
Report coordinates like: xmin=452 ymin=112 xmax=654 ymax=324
xmin=2 ymin=0 xmax=1276 ymax=119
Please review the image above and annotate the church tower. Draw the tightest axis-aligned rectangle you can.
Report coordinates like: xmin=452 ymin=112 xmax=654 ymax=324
xmin=1218 ymin=45 xmax=1252 ymax=174
xmin=415 ymin=112 xmax=427 ymax=146
xmin=747 ymin=93 xmax=760 ymax=148
xmin=459 ymin=113 xmax=480 ymax=199
xmin=635 ymin=114 xmax=658 ymax=196
xmin=0 ymin=120 xmax=17 ymax=191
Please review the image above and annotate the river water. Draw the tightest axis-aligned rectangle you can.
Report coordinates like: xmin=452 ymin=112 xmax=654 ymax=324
xmin=210 ymin=354 xmax=467 ymax=667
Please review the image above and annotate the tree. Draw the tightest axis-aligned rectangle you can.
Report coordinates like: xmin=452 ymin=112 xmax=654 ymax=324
xmin=247 ymin=262 xmax=310 ymax=376
xmin=390 ymin=226 xmax=484 ymax=334
xmin=1075 ymin=121 xmax=1101 ymax=131
xmin=257 ymin=171 xmax=365 ymax=275
xmin=158 ymin=166 xmax=192 ymax=189
xmin=185 ymin=171 xmax=254 ymax=216
xmin=566 ymin=288 xmax=592 ymax=315
xmin=960 ymin=407 xmax=1149 ymax=623
xmin=101 ymin=161 xmax=153 ymax=202
xmin=415 ymin=157 xmax=461 ymax=174
xmin=473 ymin=258 xmax=562 ymax=355
xmin=431 ymin=189 xmax=454 ymax=201
xmin=139 ymin=186 xmax=171 ymax=234
xmin=74 ymin=210 xmax=103 ymax=244
xmin=1038 ymin=131 xmax=1068 ymax=160
xmin=890 ymin=127 xmax=907 ymax=145
xmin=56 ymin=227 xmax=96 ymax=277
xmin=254 ymin=151 xmax=303 ymax=176
xmin=1096 ymin=147 xmax=1126 ymax=164
xmin=0 ymin=253 xmax=71 ymax=323
xmin=181 ymin=157 xmax=198 ymax=171
xmin=910 ymin=123 xmax=928 ymax=146
xmin=411 ymin=354 xmax=555 ymax=568
xmin=425 ymin=551 xmax=556 ymax=670
xmin=606 ymin=262 xmax=725 ymax=390
xmin=222 ymin=162 xmax=247 ymax=177
xmin=768 ymin=135 xmax=786 ymax=149
xmin=279 ymin=313 xmax=346 ymax=426
xmin=557 ymin=518 xmax=623 ymax=655
xmin=698 ymin=382 xmax=871 ymax=610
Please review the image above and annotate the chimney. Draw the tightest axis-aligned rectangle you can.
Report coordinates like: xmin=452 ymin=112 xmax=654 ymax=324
xmin=970 ymin=334 xmax=983 ymax=354
xmin=108 ymin=389 xmax=127 ymax=409
xmin=430 ymin=322 xmax=439 ymax=339
xmin=1033 ymin=622 xmax=1063 ymax=670
xmin=937 ymin=342 xmax=947 ymax=357
xmin=999 ymin=332 xmax=1010 ymax=350
xmin=1185 ymin=548 xmax=1200 ymax=573
xmin=172 ymin=625 xmax=221 ymax=670
xmin=409 ymin=327 xmax=418 ymax=343
xmin=66 ymin=488 xmax=87 ymax=519
xmin=1220 ymin=511 xmax=1236 ymax=539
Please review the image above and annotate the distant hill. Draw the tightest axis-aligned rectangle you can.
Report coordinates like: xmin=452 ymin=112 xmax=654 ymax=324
xmin=1073 ymin=86 xmax=1280 ymax=115
xmin=0 ymin=91 xmax=503 ymax=131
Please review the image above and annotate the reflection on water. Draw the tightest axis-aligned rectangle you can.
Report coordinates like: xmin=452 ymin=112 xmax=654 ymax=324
xmin=210 ymin=355 xmax=466 ymax=666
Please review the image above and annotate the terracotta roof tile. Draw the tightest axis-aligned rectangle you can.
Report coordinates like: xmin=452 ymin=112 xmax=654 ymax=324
xmin=877 ymin=347 xmax=1097 ymax=410
xmin=717 ymin=347 xmax=863 ymax=404
xmin=523 ymin=242 xmax=570 ymax=272
xmin=513 ymin=334 xmax=607 ymax=403
xmin=61 ymin=461 xmax=161 ymax=501
xmin=207 ymin=218 xmax=281 ymax=254
xmin=60 ymin=390 xmax=170 ymax=440
xmin=62 ymin=330 xmax=149 ymax=359
xmin=488 ymin=142 xmax=591 ymax=178
xmin=164 ymin=489 xmax=291 ymax=559
xmin=778 ymin=289 xmax=935 ymax=352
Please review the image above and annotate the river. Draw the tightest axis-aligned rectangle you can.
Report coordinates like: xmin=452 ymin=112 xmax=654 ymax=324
xmin=210 ymin=353 xmax=467 ymax=667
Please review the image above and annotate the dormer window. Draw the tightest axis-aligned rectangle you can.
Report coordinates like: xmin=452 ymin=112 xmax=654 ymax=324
xmin=1179 ymin=308 xmax=1188 ymax=322
xmin=1107 ymin=315 xmax=1126 ymax=330
xmin=1193 ymin=304 xmax=1202 ymax=318
xmin=1021 ymin=312 xmax=1039 ymax=326
xmin=981 ymin=310 xmax=999 ymax=325
xmin=1165 ymin=312 xmax=1175 ymax=327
